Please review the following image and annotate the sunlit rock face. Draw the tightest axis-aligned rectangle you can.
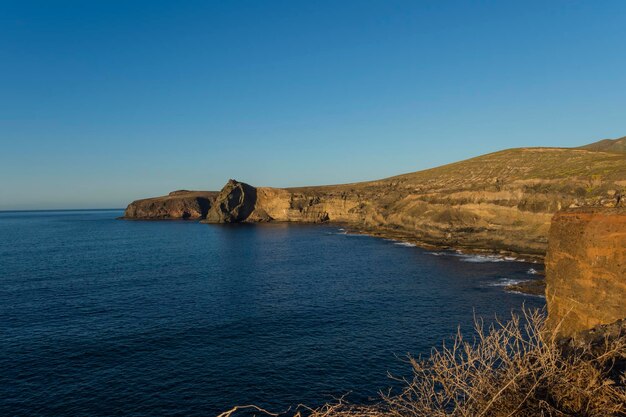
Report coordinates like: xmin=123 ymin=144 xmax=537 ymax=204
xmin=200 ymin=180 xmax=362 ymax=224
xmin=546 ymin=207 xmax=626 ymax=338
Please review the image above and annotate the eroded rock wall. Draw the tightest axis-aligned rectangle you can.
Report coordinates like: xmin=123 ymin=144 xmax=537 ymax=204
xmin=200 ymin=181 xmax=364 ymax=224
xmin=255 ymin=187 xmax=363 ymax=223
xmin=546 ymin=207 xmax=626 ymax=338
xmin=204 ymin=180 xmax=258 ymax=223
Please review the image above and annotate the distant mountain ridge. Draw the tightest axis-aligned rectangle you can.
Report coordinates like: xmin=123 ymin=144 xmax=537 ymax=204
xmin=123 ymin=136 xmax=626 ymax=257
xmin=577 ymin=136 xmax=626 ymax=153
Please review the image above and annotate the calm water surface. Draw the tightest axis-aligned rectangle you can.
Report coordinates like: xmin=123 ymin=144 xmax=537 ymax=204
xmin=0 ymin=210 xmax=544 ymax=416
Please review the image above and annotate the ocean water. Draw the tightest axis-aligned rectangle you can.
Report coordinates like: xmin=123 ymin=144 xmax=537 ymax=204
xmin=0 ymin=210 xmax=544 ymax=416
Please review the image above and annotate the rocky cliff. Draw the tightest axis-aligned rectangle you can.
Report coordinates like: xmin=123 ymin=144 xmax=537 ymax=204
xmin=123 ymin=191 xmax=217 ymax=219
xmin=199 ymin=147 xmax=626 ymax=258
xmin=124 ymin=142 xmax=626 ymax=257
xmin=202 ymin=180 xmax=363 ymax=225
xmin=546 ymin=207 xmax=626 ymax=338
xmin=204 ymin=180 xmax=258 ymax=223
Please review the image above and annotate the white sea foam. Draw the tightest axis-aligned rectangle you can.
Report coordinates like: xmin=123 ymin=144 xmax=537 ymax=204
xmin=452 ymin=251 xmax=533 ymax=263
xmin=527 ymin=268 xmax=539 ymax=275
xmin=488 ymin=278 xmax=523 ymax=287
xmin=383 ymin=238 xmax=416 ymax=247
xmin=394 ymin=241 xmax=416 ymax=247
xmin=428 ymin=251 xmax=509 ymax=262
xmin=487 ymin=278 xmax=547 ymax=298
xmin=459 ymin=254 xmax=506 ymax=263
xmin=506 ymin=290 xmax=546 ymax=299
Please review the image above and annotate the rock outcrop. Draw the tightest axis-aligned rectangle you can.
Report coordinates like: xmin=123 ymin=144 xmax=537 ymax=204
xmin=203 ymin=180 xmax=258 ymax=223
xmin=545 ymin=207 xmax=626 ymax=338
xmin=201 ymin=180 xmax=363 ymax=224
xmin=123 ymin=191 xmax=217 ymax=219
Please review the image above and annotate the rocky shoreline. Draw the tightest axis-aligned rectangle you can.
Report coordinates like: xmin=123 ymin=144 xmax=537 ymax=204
xmin=122 ymin=143 xmax=625 ymax=300
xmin=504 ymin=278 xmax=546 ymax=296
xmin=342 ymin=224 xmax=546 ymax=263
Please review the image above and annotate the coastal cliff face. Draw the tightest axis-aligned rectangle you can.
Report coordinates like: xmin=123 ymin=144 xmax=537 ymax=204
xmin=254 ymin=186 xmax=363 ymax=223
xmin=546 ymin=207 xmax=626 ymax=338
xmin=204 ymin=180 xmax=257 ymax=223
xmin=355 ymin=148 xmax=626 ymax=256
xmin=123 ymin=191 xmax=217 ymax=219
xmin=124 ymin=145 xmax=626 ymax=257
xmin=202 ymin=180 xmax=363 ymax=224
xmin=201 ymin=148 xmax=625 ymax=257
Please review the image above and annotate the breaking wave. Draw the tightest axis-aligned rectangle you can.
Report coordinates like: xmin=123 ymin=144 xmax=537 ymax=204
xmin=426 ymin=250 xmax=532 ymax=264
xmin=459 ymin=254 xmax=506 ymax=263
xmin=488 ymin=278 xmax=524 ymax=287
xmin=393 ymin=241 xmax=416 ymax=247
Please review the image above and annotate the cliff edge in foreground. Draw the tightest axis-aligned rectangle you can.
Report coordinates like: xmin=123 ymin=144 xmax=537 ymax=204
xmin=546 ymin=207 xmax=626 ymax=338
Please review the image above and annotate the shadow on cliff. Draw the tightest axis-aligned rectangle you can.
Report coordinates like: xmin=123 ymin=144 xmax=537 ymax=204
xmin=203 ymin=179 xmax=258 ymax=223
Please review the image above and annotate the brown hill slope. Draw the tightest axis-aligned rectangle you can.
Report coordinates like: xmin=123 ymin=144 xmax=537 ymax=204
xmin=577 ymin=136 xmax=626 ymax=153
xmin=270 ymin=147 xmax=626 ymax=257
xmin=124 ymin=143 xmax=626 ymax=257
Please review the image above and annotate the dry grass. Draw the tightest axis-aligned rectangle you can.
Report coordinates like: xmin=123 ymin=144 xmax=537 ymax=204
xmin=222 ymin=309 xmax=626 ymax=417
xmin=381 ymin=309 xmax=626 ymax=417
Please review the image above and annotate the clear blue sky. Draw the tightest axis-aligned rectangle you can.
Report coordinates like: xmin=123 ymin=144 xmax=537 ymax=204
xmin=1 ymin=1 xmax=625 ymax=210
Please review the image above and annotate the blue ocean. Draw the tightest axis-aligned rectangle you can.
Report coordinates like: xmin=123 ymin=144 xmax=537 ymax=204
xmin=0 ymin=210 xmax=544 ymax=416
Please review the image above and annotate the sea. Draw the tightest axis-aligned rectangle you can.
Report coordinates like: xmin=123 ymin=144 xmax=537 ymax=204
xmin=0 ymin=210 xmax=545 ymax=416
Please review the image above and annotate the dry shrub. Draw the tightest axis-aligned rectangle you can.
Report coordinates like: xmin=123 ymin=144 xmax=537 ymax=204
xmin=223 ymin=308 xmax=626 ymax=417
xmin=383 ymin=308 xmax=626 ymax=417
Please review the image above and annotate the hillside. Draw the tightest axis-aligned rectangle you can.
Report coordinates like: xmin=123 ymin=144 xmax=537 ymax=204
xmin=577 ymin=136 xmax=626 ymax=153
xmin=124 ymin=140 xmax=626 ymax=257
xmin=275 ymin=147 xmax=626 ymax=256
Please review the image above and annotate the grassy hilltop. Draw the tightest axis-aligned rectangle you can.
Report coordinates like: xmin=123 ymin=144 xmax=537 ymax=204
xmin=284 ymin=143 xmax=626 ymax=257
xmin=577 ymin=135 xmax=626 ymax=153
